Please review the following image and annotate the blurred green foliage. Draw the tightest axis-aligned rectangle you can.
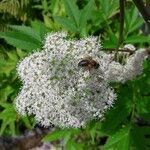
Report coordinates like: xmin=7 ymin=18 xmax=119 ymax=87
xmin=0 ymin=0 xmax=150 ymax=149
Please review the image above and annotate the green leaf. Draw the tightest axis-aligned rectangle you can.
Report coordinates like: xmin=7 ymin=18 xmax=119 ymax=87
xmin=103 ymin=32 xmax=118 ymax=48
xmin=6 ymin=51 xmax=18 ymax=62
xmin=136 ymin=96 xmax=150 ymax=117
xmin=0 ymin=50 xmax=19 ymax=76
xmin=101 ymin=104 xmax=130 ymax=135
xmin=43 ymin=129 xmax=67 ymax=141
xmin=50 ymin=0 xmax=61 ymax=15
xmin=43 ymin=128 xmax=80 ymax=143
xmin=31 ymin=20 xmax=50 ymax=39
xmin=79 ymin=0 xmax=94 ymax=30
xmin=0 ymin=103 xmax=17 ymax=135
xmin=125 ymin=7 xmax=143 ymax=36
xmin=9 ymin=121 xmax=16 ymax=136
xmin=16 ymin=49 xmax=27 ymax=58
xmin=131 ymin=126 xmax=150 ymax=150
xmin=43 ymin=15 xmax=58 ymax=30
xmin=101 ymin=86 xmax=132 ymax=134
xmin=103 ymin=126 xmax=130 ymax=150
xmin=125 ymin=35 xmax=150 ymax=43
xmin=63 ymin=0 xmax=80 ymax=27
xmin=54 ymin=16 xmax=78 ymax=32
xmin=0 ymin=31 xmax=41 ymax=51
xmin=0 ymin=119 xmax=8 ymax=135
xmin=99 ymin=0 xmax=119 ymax=19
xmin=0 ymin=59 xmax=16 ymax=76
xmin=66 ymin=140 xmax=83 ymax=150
xmin=0 ymin=86 xmax=14 ymax=101
xmin=10 ymin=25 xmax=42 ymax=42
xmin=21 ymin=116 xmax=33 ymax=129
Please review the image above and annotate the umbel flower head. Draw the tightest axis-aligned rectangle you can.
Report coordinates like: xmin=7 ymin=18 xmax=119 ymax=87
xmin=15 ymin=32 xmax=147 ymax=128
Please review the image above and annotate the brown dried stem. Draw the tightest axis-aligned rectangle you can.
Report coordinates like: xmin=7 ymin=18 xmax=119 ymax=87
xmin=103 ymin=47 xmax=150 ymax=55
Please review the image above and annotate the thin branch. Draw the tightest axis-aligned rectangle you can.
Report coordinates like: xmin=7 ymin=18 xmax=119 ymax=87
xmin=115 ymin=0 xmax=125 ymax=60
xmin=103 ymin=48 xmax=134 ymax=54
xmin=133 ymin=0 xmax=150 ymax=24
xmin=103 ymin=47 xmax=150 ymax=55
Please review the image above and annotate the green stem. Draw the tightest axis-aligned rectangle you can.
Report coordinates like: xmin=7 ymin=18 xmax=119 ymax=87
xmin=115 ymin=0 xmax=125 ymax=60
xmin=117 ymin=0 xmax=125 ymax=48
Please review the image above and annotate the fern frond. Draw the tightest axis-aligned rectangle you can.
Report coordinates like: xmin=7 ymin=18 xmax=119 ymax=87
xmin=0 ymin=21 xmax=9 ymax=32
xmin=0 ymin=0 xmax=30 ymax=21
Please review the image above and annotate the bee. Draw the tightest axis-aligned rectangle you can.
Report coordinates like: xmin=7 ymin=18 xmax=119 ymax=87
xmin=78 ymin=56 xmax=99 ymax=70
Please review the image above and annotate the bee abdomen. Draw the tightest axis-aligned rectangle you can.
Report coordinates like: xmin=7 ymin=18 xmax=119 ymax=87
xmin=94 ymin=63 xmax=99 ymax=69
xmin=78 ymin=60 xmax=89 ymax=67
xmin=78 ymin=57 xmax=100 ymax=70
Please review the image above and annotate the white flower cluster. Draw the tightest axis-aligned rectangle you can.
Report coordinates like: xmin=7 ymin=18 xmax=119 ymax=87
xmin=15 ymin=32 xmax=147 ymax=128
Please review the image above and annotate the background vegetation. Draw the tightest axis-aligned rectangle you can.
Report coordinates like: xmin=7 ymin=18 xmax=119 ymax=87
xmin=0 ymin=0 xmax=150 ymax=149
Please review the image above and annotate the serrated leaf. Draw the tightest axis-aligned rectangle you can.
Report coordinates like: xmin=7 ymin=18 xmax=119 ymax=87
xmin=6 ymin=51 xmax=18 ymax=61
xmin=43 ymin=129 xmax=67 ymax=141
xmin=0 ymin=60 xmax=16 ymax=76
xmin=127 ymin=20 xmax=143 ymax=35
xmin=125 ymin=7 xmax=144 ymax=36
xmin=0 ymin=31 xmax=41 ymax=51
xmin=43 ymin=128 xmax=80 ymax=142
xmin=79 ymin=0 xmax=94 ymax=30
xmin=0 ymin=50 xmax=18 ymax=76
xmin=31 ymin=20 xmax=49 ymax=39
xmin=21 ymin=116 xmax=33 ymax=129
xmin=63 ymin=0 xmax=80 ymax=27
xmin=0 ymin=103 xmax=17 ymax=135
xmin=66 ymin=140 xmax=83 ymax=150
xmin=0 ymin=58 xmax=6 ymax=67
xmin=103 ymin=126 xmax=130 ymax=150
xmin=101 ymin=85 xmax=132 ymax=134
xmin=43 ymin=15 xmax=53 ymax=29
xmin=125 ymin=35 xmax=150 ymax=43
xmin=103 ymin=33 xmax=118 ymax=48
xmin=10 ymin=25 xmax=42 ymax=42
xmin=54 ymin=16 xmax=78 ymax=32
xmin=16 ymin=49 xmax=27 ymax=58
xmin=99 ymin=0 xmax=119 ymax=19
xmin=0 ymin=86 xmax=14 ymax=101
